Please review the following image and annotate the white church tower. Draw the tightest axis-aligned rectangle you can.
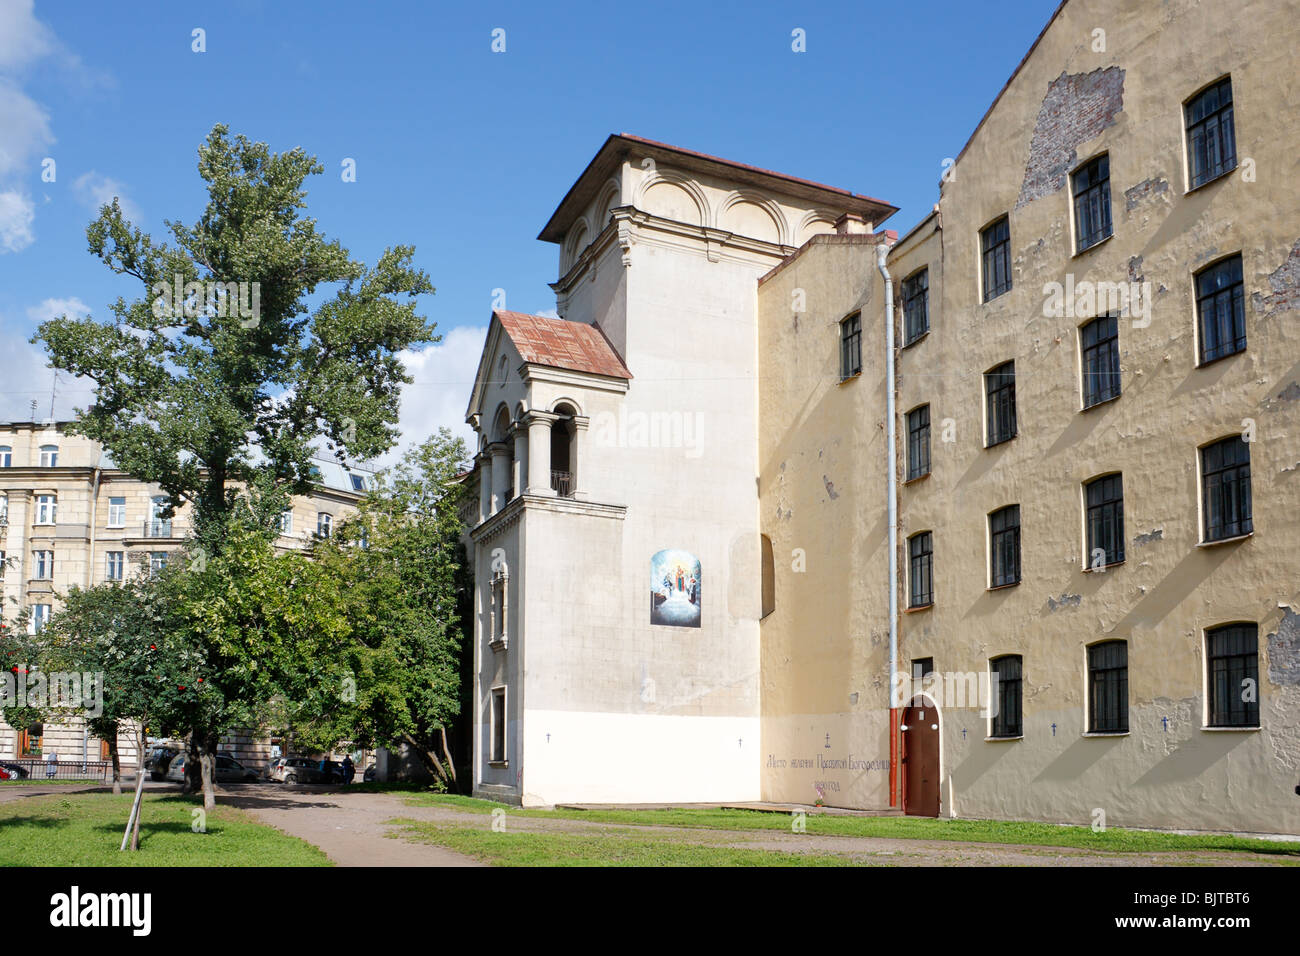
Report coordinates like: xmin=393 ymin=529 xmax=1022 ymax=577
xmin=465 ymin=135 xmax=896 ymax=805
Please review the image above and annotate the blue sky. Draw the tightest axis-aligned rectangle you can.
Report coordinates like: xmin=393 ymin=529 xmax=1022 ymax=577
xmin=0 ymin=0 xmax=1060 ymax=459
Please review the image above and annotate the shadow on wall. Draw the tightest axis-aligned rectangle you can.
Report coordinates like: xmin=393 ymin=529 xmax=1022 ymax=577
xmin=1109 ymin=544 xmax=1237 ymax=633
xmin=1032 ymin=733 xmax=1123 ymax=783
xmin=1131 ymin=729 xmax=1252 ymax=787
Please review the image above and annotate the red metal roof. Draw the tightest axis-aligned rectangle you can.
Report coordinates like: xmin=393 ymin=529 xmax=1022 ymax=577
xmin=495 ymin=310 xmax=632 ymax=380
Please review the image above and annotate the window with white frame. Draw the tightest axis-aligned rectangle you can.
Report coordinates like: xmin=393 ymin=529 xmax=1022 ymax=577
xmin=278 ymin=510 xmax=293 ymax=534
xmin=106 ymin=551 xmax=124 ymax=581
xmin=149 ymin=552 xmax=168 ymax=575
xmin=30 ymin=604 xmax=51 ymax=633
xmin=0 ymin=493 xmax=7 ymax=523
xmin=0 ymin=550 xmax=6 ymax=580
xmin=107 ymin=497 xmax=126 ymax=527
xmin=39 ymin=445 xmax=58 ymax=467
xmin=35 ymin=495 xmax=57 ymax=525
xmin=316 ymin=513 xmax=333 ymax=538
xmin=0 ymin=446 xmax=11 ymax=467
xmin=490 ymin=686 xmax=507 ymax=764
xmin=32 ymin=550 xmax=53 ymax=579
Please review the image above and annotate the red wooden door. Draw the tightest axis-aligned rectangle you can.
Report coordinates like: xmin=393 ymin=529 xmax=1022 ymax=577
xmin=902 ymin=703 xmax=940 ymax=817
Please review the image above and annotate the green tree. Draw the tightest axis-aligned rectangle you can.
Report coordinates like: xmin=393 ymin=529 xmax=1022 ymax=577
xmin=308 ymin=429 xmax=469 ymax=785
xmin=33 ymin=124 xmax=436 ymax=795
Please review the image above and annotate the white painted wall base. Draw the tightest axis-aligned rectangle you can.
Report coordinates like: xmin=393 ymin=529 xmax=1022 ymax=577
xmin=521 ymin=710 xmax=761 ymax=806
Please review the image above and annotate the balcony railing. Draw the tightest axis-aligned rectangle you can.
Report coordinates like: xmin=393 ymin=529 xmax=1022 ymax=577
xmin=143 ymin=520 xmax=176 ymax=538
xmin=550 ymin=470 xmax=574 ymax=498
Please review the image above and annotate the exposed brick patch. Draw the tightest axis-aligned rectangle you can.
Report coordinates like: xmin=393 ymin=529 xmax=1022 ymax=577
xmin=1047 ymin=592 xmax=1082 ymax=611
xmin=1267 ymin=608 xmax=1300 ymax=685
xmin=1134 ymin=528 xmax=1163 ymax=546
xmin=1128 ymin=255 xmax=1144 ymax=284
xmin=1124 ymin=177 xmax=1169 ymax=211
xmin=1251 ymin=239 xmax=1300 ymax=318
xmin=1017 ymin=67 xmax=1125 ymax=210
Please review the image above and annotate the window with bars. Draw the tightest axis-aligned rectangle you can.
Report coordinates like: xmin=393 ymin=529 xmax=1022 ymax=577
xmin=1207 ymin=623 xmax=1259 ymax=728
xmin=1196 ymin=254 xmax=1245 ymax=364
xmin=981 ymin=217 xmax=1011 ymax=302
xmin=1085 ymin=473 xmax=1125 ymax=568
xmin=991 ymin=655 xmax=1022 ymax=738
xmin=840 ymin=312 xmax=862 ymax=379
xmin=902 ymin=268 xmax=930 ymax=344
xmin=1080 ymin=314 xmax=1121 ymax=407
xmin=907 ymin=405 xmax=931 ymax=480
xmin=985 ymin=361 xmax=1017 ymax=446
xmin=1186 ymin=77 xmax=1236 ymax=189
xmin=1201 ymin=436 xmax=1252 ymax=541
xmin=908 ymin=532 xmax=933 ymax=608
xmin=1088 ymin=641 xmax=1128 ymax=733
xmin=989 ymin=505 xmax=1021 ymax=588
xmin=1072 ymin=155 xmax=1112 ymax=251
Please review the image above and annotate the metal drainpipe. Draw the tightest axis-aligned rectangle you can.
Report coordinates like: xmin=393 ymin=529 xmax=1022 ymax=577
xmin=876 ymin=242 xmax=899 ymax=808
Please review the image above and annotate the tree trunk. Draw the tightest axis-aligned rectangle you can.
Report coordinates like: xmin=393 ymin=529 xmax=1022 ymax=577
xmin=400 ymin=733 xmax=450 ymax=784
xmin=183 ymin=730 xmax=203 ymax=795
xmin=108 ymin=722 xmax=121 ymax=796
xmin=129 ymin=725 xmax=146 ymax=850
xmin=200 ymin=730 xmax=218 ymax=811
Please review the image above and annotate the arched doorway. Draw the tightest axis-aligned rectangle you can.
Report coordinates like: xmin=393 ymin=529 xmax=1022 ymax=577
xmin=550 ymin=404 xmax=575 ymax=497
xmin=901 ymin=697 xmax=940 ymax=817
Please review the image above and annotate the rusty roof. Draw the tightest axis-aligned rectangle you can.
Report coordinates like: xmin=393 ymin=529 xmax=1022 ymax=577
xmin=494 ymin=310 xmax=632 ymax=380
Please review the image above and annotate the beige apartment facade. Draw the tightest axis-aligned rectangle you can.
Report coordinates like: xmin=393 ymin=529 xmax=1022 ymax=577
xmin=0 ymin=420 xmax=373 ymax=766
xmin=760 ymin=0 xmax=1299 ymax=833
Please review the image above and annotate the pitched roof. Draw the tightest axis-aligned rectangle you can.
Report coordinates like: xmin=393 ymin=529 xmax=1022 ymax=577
xmin=539 ymin=134 xmax=898 ymax=243
xmin=494 ymin=310 xmax=632 ymax=380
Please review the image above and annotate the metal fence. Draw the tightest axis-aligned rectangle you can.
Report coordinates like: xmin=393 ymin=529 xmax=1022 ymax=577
xmin=3 ymin=759 xmax=111 ymax=781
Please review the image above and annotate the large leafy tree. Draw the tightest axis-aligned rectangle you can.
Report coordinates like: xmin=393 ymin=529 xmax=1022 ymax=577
xmin=307 ymin=429 xmax=469 ymax=785
xmin=32 ymin=124 xmax=436 ymax=795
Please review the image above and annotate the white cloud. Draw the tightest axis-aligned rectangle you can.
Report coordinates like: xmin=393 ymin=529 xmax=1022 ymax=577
xmin=72 ymin=171 xmax=141 ymax=222
xmin=0 ymin=79 xmax=54 ymax=180
xmin=0 ymin=0 xmax=56 ymax=72
xmin=534 ymin=307 xmax=559 ymax=319
xmin=0 ymin=190 xmax=35 ymax=252
xmin=375 ymin=324 xmax=487 ymax=469
xmin=26 ymin=296 xmax=90 ymax=323
xmin=0 ymin=313 xmax=94 ymax=422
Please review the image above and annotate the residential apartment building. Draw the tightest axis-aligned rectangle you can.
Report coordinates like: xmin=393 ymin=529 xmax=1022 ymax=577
xmin=465 ymin=0 xmax=1299 ymax=834
xmin=0 ymin=420 xmax=374 ymax=766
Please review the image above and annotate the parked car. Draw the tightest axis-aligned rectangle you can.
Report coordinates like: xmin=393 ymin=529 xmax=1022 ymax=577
xmin=273 ymin=757 xmax=342 ymax=784
xmin=363 ymin=765 xmax=376 ymax=782
xmin=145 ymin=746 xmax=181 ymax=781
xmin=0 ymin=761 xmax=29 ymax=779
xmin=165 ymin=754 xmax=259 ymax=783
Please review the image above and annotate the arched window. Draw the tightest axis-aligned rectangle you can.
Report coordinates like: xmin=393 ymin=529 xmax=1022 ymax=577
xmin=39 ymin=445 xmax=59 ymax=467
xmin=760 ymin=534 xmax=775 ymax=618
xmin=550 ymin=403 xmax=576 ymax=497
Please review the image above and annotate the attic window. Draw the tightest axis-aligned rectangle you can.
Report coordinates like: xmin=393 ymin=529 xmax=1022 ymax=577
xmin=498 ymin=355 xmax=508 ymax=384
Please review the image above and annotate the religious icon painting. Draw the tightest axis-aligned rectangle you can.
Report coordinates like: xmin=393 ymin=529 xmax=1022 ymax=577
xmin=650 ymin=548 xmax=702 ymax=627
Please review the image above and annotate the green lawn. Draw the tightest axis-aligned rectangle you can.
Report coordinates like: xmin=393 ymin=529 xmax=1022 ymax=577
xmin=386 ymin=818 xmax=850 ymax=866
xmin=401 ymin=794 xmax=1300 ymax=857
xmin=0 ymin=793 xmax=331 ymax=866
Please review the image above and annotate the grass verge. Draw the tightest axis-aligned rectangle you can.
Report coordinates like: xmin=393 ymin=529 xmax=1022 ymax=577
xmin=400 ymin=794 xmax=1300 ymax=857
xmin=0 ymin=792 xmax=332 ymax=866
xmin=386 ymin=817 xmax=850 ymax=866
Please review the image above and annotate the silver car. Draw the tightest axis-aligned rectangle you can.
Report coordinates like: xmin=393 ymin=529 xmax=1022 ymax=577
xmin=165 ymin=753 xmax=259 ymax=783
